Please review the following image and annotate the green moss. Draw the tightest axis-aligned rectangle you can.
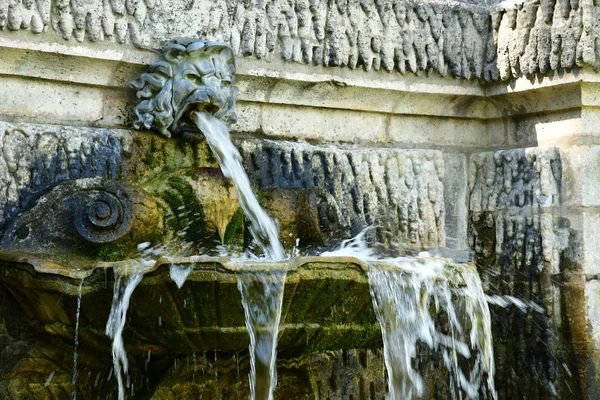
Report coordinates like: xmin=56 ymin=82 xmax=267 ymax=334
xmin=144 ymin=137 xmax=158 ymax=169
xmin=184 ymin=169 xmax=201 ymax=181
xmin=203 ymin=142 xmax=217 ymax=165
xmin=223 ymin=208 xmax=245 ymax=245
xmin=95 ymin=243 xmax=134 ymax=261
xmin=164 ymin=176 xmax=207 ymax=244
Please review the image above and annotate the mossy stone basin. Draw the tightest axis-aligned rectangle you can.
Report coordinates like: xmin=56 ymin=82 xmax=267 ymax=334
xmin=0 ymin=255 xmax=382 ymax=357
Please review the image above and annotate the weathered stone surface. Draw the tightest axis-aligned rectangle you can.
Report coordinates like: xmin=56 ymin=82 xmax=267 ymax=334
xmin=468 ymin=148 xmax=565 ymax=278
xmin=239 ymin=140 xmax=446 ymax=249
xmin=492 ymin=0 xmax=600 ymax=80
xmin=7 ymin=0 xmax=600 ymax=83
xmin=0 ymin=255 xmax=475 ymax=398
xmin=1 ymin=0 xmax=497 ymax=80
xmin=443 ymin=152 xmax=468 ymax=250
xmin=0 ymin=121 xmax=130 ymax=231
xmin=0 ymin=0 xmax=50 ymax=33
xmin=468 ymin=147 xmax=585 ymax=398
xmin=1 ymin=178 xmax=161 ymax=266
xmin=152 ymin=349 xmax=387 ymax=400
xmin=0 ymin=257 xmax=381 ymax=352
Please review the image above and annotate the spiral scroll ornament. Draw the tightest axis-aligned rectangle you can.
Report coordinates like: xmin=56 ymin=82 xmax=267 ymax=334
xmin=0 ymin=178 xmax=160 ymax=262
xmin=74 ymin=190 xmax=134 ymax=244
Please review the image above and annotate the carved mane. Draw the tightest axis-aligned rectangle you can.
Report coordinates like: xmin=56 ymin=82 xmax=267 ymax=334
xmin=131 ymin=40 xmax=236 ymax=138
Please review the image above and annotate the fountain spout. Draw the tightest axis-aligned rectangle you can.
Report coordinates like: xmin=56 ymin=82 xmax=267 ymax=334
xmin=132 ymin=38 xmax=239 ymax=141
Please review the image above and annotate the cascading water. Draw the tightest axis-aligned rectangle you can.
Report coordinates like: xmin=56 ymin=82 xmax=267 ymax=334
xmin=237 ymin=271 xmax=286 ymax=400
xmin=72 ymin=277 xmax=85 ymax=400
xmin=106 ymin=273 xmax=143 ymax=400
xmin=323 ymin=231 xmax=497 ymax=399
xmin=169 ymin=263 xmax=195 ymax=289
xmin=106 ymin=41 xmax=498 ymax=399
xmin=102 ymin=110 xmax=288 ymax=399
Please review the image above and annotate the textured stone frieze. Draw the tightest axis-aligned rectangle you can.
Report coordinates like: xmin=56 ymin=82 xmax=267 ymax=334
xmin=468 ymin=147 xmax=564 ymax=275
xmin=0 ymin=0 xmax=49 ymax=33
xmin=0 ymin=0 xmax=495 ymax=80
xmin=239 ymin=140 xmax=445 ymax=249
xmin=0 ymin=121 xmax=131 ymax=230
xmin=492 ymin=0 xmax=600 ymax=79
xmin=4 ymin=0 xmax=600 ymax=80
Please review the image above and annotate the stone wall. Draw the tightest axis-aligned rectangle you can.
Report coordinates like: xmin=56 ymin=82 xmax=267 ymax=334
xmin=0 ymin=122 xmax=447 ymax=254
xmin=467 ymin=148 xmax=584 ymax=397
xmin=1 ymin=0 xmax=494 ymax=79
xmin=240 ymin=140 xmax=445 ymax=248
xmin=493 ymin=0 xmax=600 ymax=80
xmin=0 ymin=121 xmax=130 ymax=230
xmin=4 ymin=0 xmax=600 ymax=81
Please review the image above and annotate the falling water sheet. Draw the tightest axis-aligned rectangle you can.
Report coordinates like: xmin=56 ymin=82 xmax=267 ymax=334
xmin=237 ymin=271 xmax=286 ymax=400
xmin=106 ymin=273 xmax=143 ymax=400
xmin=191 ymin=111 xmax=284 ymax=261
xmin=192 ymin=110 xmax=286 ymax=400
xmin=323 ymin=230 xmax=497 ymax=400
xmin=72 ymin=277 xmax=85 ymax=400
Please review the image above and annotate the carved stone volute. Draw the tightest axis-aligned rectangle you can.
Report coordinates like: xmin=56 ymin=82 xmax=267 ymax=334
xmin=0 ymin=178 xmax=161 ymax=264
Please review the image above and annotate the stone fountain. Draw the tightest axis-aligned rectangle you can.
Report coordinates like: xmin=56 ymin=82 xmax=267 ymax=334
xmin=1 ymin=0 xmax=599 ymax=398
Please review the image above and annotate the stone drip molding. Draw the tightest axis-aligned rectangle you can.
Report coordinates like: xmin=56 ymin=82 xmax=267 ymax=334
xmin=0 ymin=0 xmax=493 ymax=80
xmin=240 ymin=139 xmax=446 ymax=248
xmin=2 ymin=0 xmax=600 ymax=81
xmin=493 ymin=0 xmax=600 ymax=79
xmin=0 ymin=120 xmax=447 ymax=252
xmin=467 ymin=147 xmax=580 ymax=397
xmin=0 ymin=121 xmax=131 ymax=229
xmin=468 ymin=147 xmax=565 ymax=277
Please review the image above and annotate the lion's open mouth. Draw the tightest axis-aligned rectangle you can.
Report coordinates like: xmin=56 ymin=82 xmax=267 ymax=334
xmin=182 ymin=103 xmax=221 ymax=125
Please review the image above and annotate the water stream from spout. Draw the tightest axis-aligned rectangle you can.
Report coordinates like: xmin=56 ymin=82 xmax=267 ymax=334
xmin=192 ymin=111 xmax=286 ymax=400
xmin=322 ymin=231 xmax=497 ymax=400
xmin=191 ymin=111 xmax=284 ymax=261
xmin=106 ymin=273 xmax=143 ymax=400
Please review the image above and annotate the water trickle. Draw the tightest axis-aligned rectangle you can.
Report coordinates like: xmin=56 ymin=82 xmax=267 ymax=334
xmin=72 ymin=277 xmax=85 ymax=400
xmin=106 ymin=273 xmax=143 ymax=400
xmin=191 ymin=111 xmax=284 ymax=261
xmin=169 ymin=263 xmax=194 ymax=288
xmin=45 ymin=371 xmax=55 ymax=387
xmin=237 ymin=271 xmax=286 ymax=400
xmin=323 ymin=231 xmax=496 ymax=400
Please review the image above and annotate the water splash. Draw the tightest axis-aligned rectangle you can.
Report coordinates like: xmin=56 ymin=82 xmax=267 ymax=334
xmin=169 ymin=263 xmax=195 ymax=288
xmin=324 ymin=231 xmax=497 ymax=400
xmin=72 ymin=277 xmax=85 ymax=400
xmin=191 ymin=111 xmax=284 ymax=261
xmin=237 ymin=271 xmax=286 ymax=400
xmin=106 ymin=273 xmax=143 ymax=400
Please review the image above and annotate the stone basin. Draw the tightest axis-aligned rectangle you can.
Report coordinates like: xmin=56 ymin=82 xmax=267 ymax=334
xmin=0 ymin=254 xmax=389 ymax=357
xmin=0 ymin=251 xmax=478 ymax=399
xmin=0 ymin=253 xmax=471 ymax=356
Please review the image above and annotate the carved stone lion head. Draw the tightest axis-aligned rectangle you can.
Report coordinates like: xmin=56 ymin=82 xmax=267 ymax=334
xmin=131 ymin=39 xmax=238 ymax=138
